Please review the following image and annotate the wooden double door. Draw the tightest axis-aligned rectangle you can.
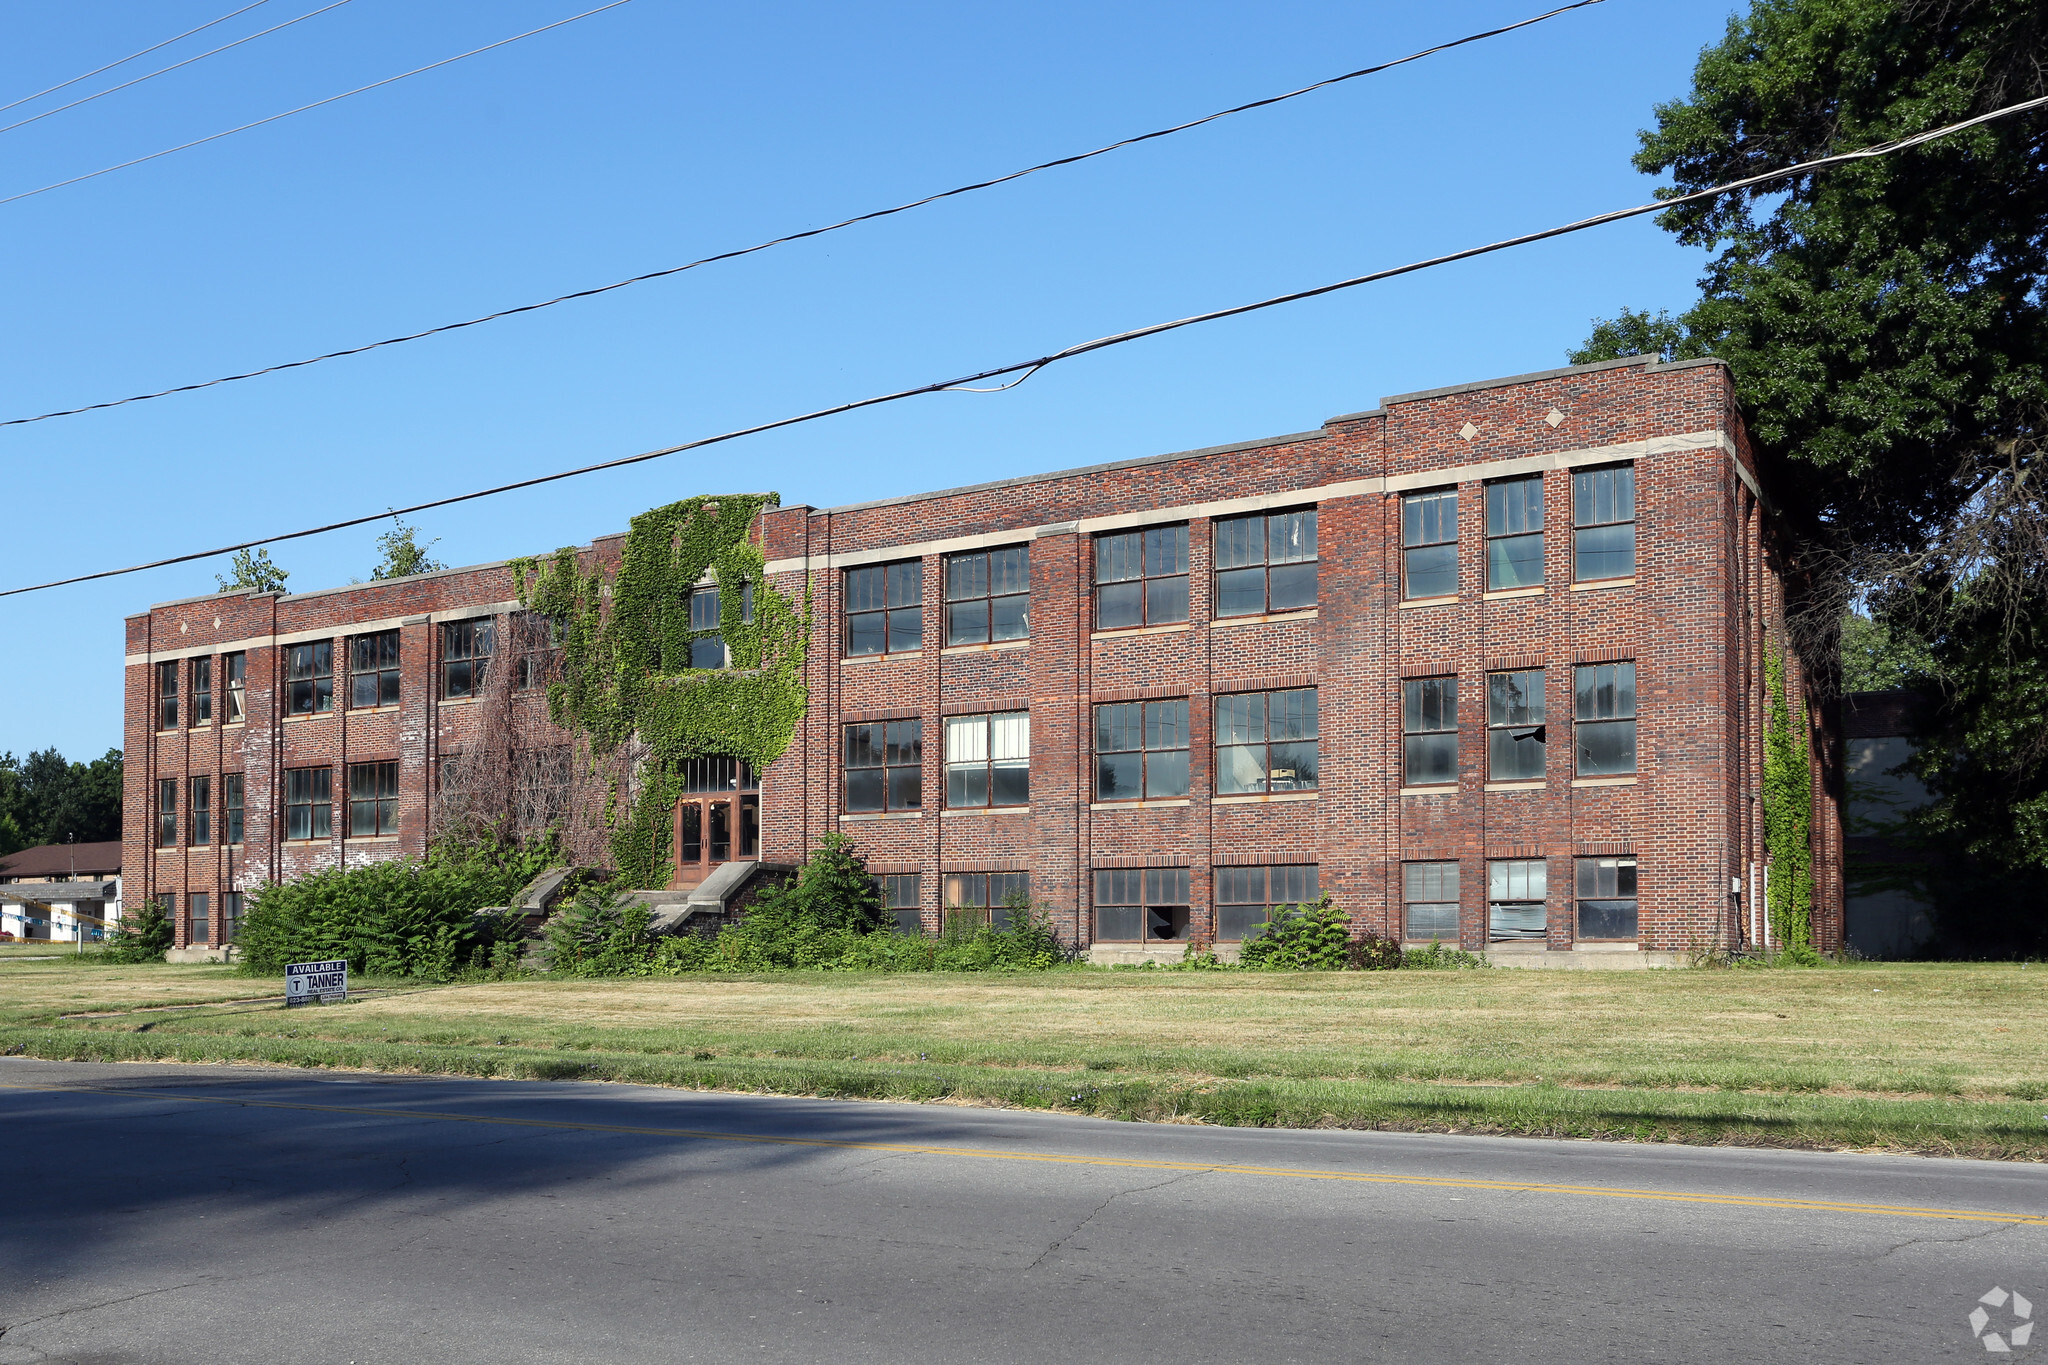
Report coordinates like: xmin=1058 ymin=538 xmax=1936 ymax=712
xmin=671 ymin=757 xmax=762 ymax=889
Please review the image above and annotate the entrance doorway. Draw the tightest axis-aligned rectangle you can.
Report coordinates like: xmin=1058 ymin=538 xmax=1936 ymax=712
xmin=673 ymin=758 xmax=760 ymax=889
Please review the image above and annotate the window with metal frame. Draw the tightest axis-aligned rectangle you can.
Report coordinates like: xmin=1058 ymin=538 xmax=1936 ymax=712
xmin=1402 ymin=678 xmax=1458 ymax=786
xmin=844 ymin=719 xmax=922 ymax=812
xmin=1486 ymin=670 xmax=1546 ymax=781
xmin=944 ymin=546 xmax=1029 ymax=645
xmin=1214 ymin=864 xmax=1317 ymax=942
xmin=1401 ymin=489 xmax=1458 ymax=599
xmin=442 ymin=619 xmax=493 ymax=698
xmin=1572 ymin=464 xmax=1636 ymax=581
xmin=1094 ymin=525 xmax=1189 ymax=629
xmin=943 ymin=871 xmax=1030 ymax=930
xmin=190 ymin=776 xmax=211 ymax=846
xmin=156 ymin=778 xmax=177 ymax=847
xmin=224 ymin=651 xmax=246 ymax=723
xmin=944 ymin=712 xmax=1029 ymax=808
xmin=688 ymin=586 xmax=727 ymax=668
xmin=191 ymin=656 xmax=213 ymax=724
xmin=157 ymin=660 xmax=179 ymax=729
xmin=1216 ymin=688 xmax=1318 ymax=795
xmin=348 ymin=762 xmax=400 ymax=837
xmin=190 ymin=892 xmax=209 ymax=946
xmin=1574 ymin=662 xmax=1637 ymax=776
xmin=680 ymin=757 xmax=758 ymax=793
xmin=222 ymin=891 xmax=243 ymax=944
xmin=285 ymin=767 xmax=333 ymax=841
xmin=224 ymin=772 xmax=245 ymax=845
xmin=349 ymin=631 xmax=401 ymax=709
xmin=285 ymin=641 xmax=333 ymax=716
xmin=1214 ymin=509 xmax=1317 ymax=617
xmin=512 ymin=611 xmax=558 ymax=690
xmin=1485 ymin=475 xmax=1544 ymax=589
xmin=846 ymin=561 xmax=923 ymax=656
xmin=876 ymin=873 xmax=922 ymax=934
xmin=1093 ymin=699 xmax=1190 ymax=801
xmin=1487 ymin=859 xmax=1548 ymax=941
xmin=1404 ymin=861 xmax=1460 ymax=941
xmin=1093 ymin=867 xmax=1190 ymax=943
xmin=1576 ymin=856 xmax=1638 ymax=940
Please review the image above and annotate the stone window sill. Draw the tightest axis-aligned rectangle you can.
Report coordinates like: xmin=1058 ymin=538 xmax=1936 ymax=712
xmin=1210 ymin=608 xmax=1317 ymax=629
xmin=1399 ymin=785 xmax=1457 ymax=797
xmin=1571 ymin=776 xmax=1638 ymax=788
xmin=1483 ymin=586 xmax=1544 ymax=601
xmin=349 ymin=705 xmax=402 ymax=715
xmin=1482 ymin=781 xmax=1545 ymax=792
xmin=940 ymin=639 xmax=1029 ymax=656
xmin=842 ymin=651 xmax=923 ymax=666
xmin=440 ymin=695 xmax=478 ymax=706
xmin=1090 ymin=799 xmax=1192 ymax=812
xmin=281 ymin=711 xmax=331 ymax=723
xmin=1211 ymin=791 xmax=1318 ymax=805
xmin=1398 ymin=595 xmax=1457 ymax=610
xmin=1570 ymin=578 xmax=1635 ymax=592
xmin=1091 ymin=622 xmax=1190 ymax=640
xmin=839 ymin=810 xmax=923 ymax=822
xmin=346 ymin=836 xmax=401 ymax=844
xmin=941 ymin=806 xmax=1030 ymax=817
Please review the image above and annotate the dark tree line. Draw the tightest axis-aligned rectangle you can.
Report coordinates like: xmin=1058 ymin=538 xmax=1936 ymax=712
xmin=0 ymin=749 xmax=123 ymax=857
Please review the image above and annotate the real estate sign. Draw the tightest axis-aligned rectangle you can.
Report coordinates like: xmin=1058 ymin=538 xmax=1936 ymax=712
xmin=285 ymin=959 xmax=349 ymax=1006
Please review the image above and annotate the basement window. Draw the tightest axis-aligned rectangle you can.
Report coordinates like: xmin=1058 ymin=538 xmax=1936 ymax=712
xmin=875 ymin=873 xmax=922 ymax=934
xmin=943 ymin=871 xmax=1029 ymax=931
xmin=1215 ymin=864 xmax=1317 ymax=942
xmin=1487 ymin=859 xmax=1548 ymax=942
xmin=1404 ymin=862 xmax=1460 ymax=941
xmin=1576 ymin=857 xmax=1638 ymax=940
xmin=1093 ymin=867 xmax=1189 ymax=943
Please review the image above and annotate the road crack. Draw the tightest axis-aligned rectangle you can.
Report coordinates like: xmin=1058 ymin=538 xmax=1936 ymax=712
xmin=1026 ymin=1170 xmax=1201 ymax=1271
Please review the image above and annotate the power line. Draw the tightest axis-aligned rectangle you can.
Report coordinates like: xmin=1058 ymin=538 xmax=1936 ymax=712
xmin=0 ymin=0 xmax=1606 ymax=431
xmin=0 ymin=1 xmax=355 ymax=139
xmin=9 ymin=90 xmax=2042 ymax=605
xmin=0 ymin=1 xmax=274 ymax=117
xmin=0 ymin=0 xmax=636 ymax=210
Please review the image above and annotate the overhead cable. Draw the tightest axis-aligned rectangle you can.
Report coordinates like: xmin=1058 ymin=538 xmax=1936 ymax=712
xmin=0 ymin=0 xmax=1606 ymax=430
xmin=0 ymin=1 xmax=356 ymax=139
xmin=0 ymin=0 xmax=636 ymax=210
xmin=8 ymin=88 xmax=2043 ymax=604
xmin=0 ymin=1 xmax=274 ymax=117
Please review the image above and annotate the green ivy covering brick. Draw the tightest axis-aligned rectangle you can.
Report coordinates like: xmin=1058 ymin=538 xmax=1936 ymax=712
xmin=1763 ymin=643 xmax=1815 ymax=958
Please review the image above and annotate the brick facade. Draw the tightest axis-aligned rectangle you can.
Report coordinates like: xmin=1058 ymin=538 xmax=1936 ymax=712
xmin=124 ymin=355 xmax=1836 ymax=957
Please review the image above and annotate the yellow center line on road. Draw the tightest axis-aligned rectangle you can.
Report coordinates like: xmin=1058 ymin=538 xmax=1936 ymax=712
xmin=6 ymin=1077 xmax=2045 ymax=1227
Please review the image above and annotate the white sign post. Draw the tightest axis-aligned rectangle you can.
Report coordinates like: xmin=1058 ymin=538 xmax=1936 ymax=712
xmin=285 ymin=959 xmax=349 ymax=1006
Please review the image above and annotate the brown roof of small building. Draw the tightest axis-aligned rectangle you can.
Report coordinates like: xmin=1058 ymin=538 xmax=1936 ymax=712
xmin=0 ymin=841 xmax=122 ymax=881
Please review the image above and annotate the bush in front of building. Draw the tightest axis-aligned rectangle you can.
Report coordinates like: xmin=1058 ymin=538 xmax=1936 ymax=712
xmin=238 ymin=834 xmax=556 ymax=980
xmin=103 ymin=900 xmax=173 ymax=963
xmin=1237 ymin=895 xmax=1353 ymax=970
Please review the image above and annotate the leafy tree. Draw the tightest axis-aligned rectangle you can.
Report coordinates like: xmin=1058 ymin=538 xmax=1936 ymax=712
xmin=370 ymin=516 xmax=446 ymax=580
xmin=0 ymin=748 xmax=122 ymax=850
xmin=215 ymin=547 xmax=289 ymax=594
xmin=1567 ymin=307 xmax=1707 ymax=366
xmin=1838 ymin=611 xmax=1937 ymax=693
xmin=105 ymin=899 xmax=173 ymax=963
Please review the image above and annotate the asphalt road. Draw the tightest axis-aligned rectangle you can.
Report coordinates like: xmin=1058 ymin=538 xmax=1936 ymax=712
xmin=3 ymin=1057 xmax=2045 ymax=1364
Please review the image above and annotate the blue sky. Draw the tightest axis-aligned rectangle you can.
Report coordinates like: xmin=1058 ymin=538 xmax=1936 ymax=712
xmin=0 ymin=0 xmax=1739 ymax=759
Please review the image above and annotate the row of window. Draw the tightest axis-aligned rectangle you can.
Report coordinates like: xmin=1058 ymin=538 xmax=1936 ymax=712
xmin=866 ymin=857 xmax=1638 ymax=943
xmin=151 ymin=891 xmax=243 ymax=946
xmin=845 ymin=670 xmax=1635 ymax=813
xmin=155 ymin=616 xmax=561 ymax=730
xmin=843 ymin=465 xmax=1637 ymax=655
xmin=154 ymin=762 xmax=398 ymax=846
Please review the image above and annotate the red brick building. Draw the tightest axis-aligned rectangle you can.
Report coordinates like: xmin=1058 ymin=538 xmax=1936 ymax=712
xmin=124 ymin=355 xmax=1836 ymax=963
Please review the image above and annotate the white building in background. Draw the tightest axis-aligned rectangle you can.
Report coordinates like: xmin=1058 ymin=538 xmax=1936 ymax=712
xmin=0 ymin=840 xmax=123 ymax=942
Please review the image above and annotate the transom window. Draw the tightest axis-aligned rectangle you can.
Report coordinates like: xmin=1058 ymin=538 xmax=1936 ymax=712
xmin=190 ymin=776 xmax=211 ymax=846
xmin=1488 ymin=859 xmax=1547 ymax=942
xmin=1404 ymin=862 xmax=1460 ymax=941
xmin=679 ymin=757 xmax=758 ymax=793
xmin=224 ymin=772 xmax=245 ymax=845
xmin=443 ymin=619 xmax=493 ymax=698
xmin=1402 ymin=489 xmax=1458 ymax=599
xmin=156 ymin=660 xmax=178 ymax=729
xmin=1573 ymin=464 xmax=1636 ymax=581
xmin=877 ymin=873 xmax=922 ymax=934
xmin=350 ymin=631 xmax=401 ymax=709
xmin=286 ymin=767 xmax=333 ymax=841
xmin=844 ymin=719 xmax=922 ymax=812
xmin=1216 ymin=688 xmax=1318 ymax=794
xmin=1094 ymin=868 xmax=1190 ymax=943
xmin=1214 ymin=509 xmax=1316 ymax=617
xmin=191 ymin=657 xmax=213 ymax=725
xmin=1576 ymin=856 xmax=1639 ymax=941
xmin=1402 ymin=678 xmax=1458 ymax=786
xmin=1486 ymin=475 xmax=1544 ymax=589
xmin=224 ymin=651 xmax=247 ymax=723
xmin=1215 ymin=865 xmax=1317 ymax=942
xmin=1094 ymin=699 xmax=1190 ymax=801
xmin=846 ymin=562 xmax=923 ymax=656
xmin=688 ymin=586 xmax=727 ymax=669
xmin=349 ymin=761 xmax=399 ymax=837
xmin=944 ymin=871 xmax=1030 ymax=930
xmin=1486 ymin=670 xmax=1546 ymax=781
xmin=1574 ymin=662 xmax=1637 ymax=776
xmin=156 ymin=778 xmax=177 ymax=847
xmin=286 ymin=641 xmax=333 ymax=716
xmin=945 ymin=712 xmax=1029 ymax=808
xmin=1094 ymin=525 xmax=1188 ymax=629
xmin=944 ymin=547 xmax=1029 ymax=645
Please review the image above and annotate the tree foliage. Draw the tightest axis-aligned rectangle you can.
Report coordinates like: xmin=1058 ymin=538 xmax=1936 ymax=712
xmin=104 ymin=898 xmax=173 ymax=963
xmin=215 ymin=547 xmax=289 ymax=594
xmin=0 ymin=748 xmax=123 ymax=856
xmin=369 ymin=516 xmax=446 ymax=580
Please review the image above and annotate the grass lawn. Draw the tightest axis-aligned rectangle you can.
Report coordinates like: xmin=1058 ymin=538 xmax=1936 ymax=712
xmin=4 ymin=957 xmax=2046 ymax=1159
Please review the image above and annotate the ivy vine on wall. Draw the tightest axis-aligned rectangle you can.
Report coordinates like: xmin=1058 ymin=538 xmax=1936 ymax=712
xmin=1762 ymin=643 xmax=1814 ymax=954
xmin=511 ymin=494 xmax=809 ymax=888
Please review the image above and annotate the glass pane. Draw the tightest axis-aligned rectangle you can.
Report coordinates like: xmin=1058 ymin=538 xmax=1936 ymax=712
xmin=1489 ymin=903 xmax=1548 ymax=941
xmin=311 ymin=802 xmax=331 ymax=839
xmin=945 ymin=874 xmax=986 ymax=907
xmin=690 ymin=588 xmax=720 ymax=630
xmin=446 ymin=659 xmax=474 ymax=698
xmin=709 ymin=803 xmax=730 ymax=861
xmin=992 ymin=762 xmax=1028 ymax=807
xmin=1405 ymin=544 xmax=1457 ymax=598
xmin=945 ymin=716 xmax=988 ymax=764
xmin=887 ymin=607 xmax=922 ymax=652
xmin=288 ymin=804 xmax=310 ymax=841
xmin=1403 ymin=490 xmax=1456 ymax=546
xmin=887 ymin=765 xmax=921 ymax=810
xmin=846 ymin=566 xmax=886 ymax=612
xmin=1096 ymin=869 xmax=1139 ymax=904
xmin=1488 ymin=671 xmax=1544 ymax=725
xmin=1267 ymin=561 xmax=1316 ymax=611
xmin=1487 ymin=533 xmax=1544 ymax=589
xmin=1145 ymin=748 xmax=1190 ymax=799
xmin=886 ymin=720 xmax=922 ymax=767
xmin=1096 ymin=702 xmax=1139 ymax=753
xmin=990 ymin=594 xmax=1028 ymax=641
xmin=1146 ymin=868 xmax=1189 ymax=904
xmin=886 ymin=561 xmax=922 ymax=608
xmin=1216 ymin=904 xmax=1267 ymax=942
xmin=1406 ymin=903 xmax=1460 ymax=939
xmin=893 ymin=906 xmax=923 ymax=934
xmin=946 ymin=601 xmax=988 ymax=646
xmin=1577 ymin=899 xmax=1638 ymax=940
xmin=680 ymin=804 xmax=702 ymax=860
xmin=1267 ymin=741 xmax=1318 ymax=790
xmin=990 ymin=547 xmax=1029 ymax=596
xmin=1097 ymin=581 xmax=1142 ymax=629
xmin=1146 ymin=700 xmax=1188 ymax=750
xmin=1576 ymin=719 xmax=1637 ymax=776
xmin=1214 ymin=516 xmax=1263 ymax=570
xmin=1272 ymin=865 xmax=1318 ymax=905
xmin=1146 ymin=525 xmax=1188 ymax=575
xmin=1146 ymin=575 xmax=1189 ymax=624
xmin=352 ymin=672 xmax=379 ymax=709
xmin=1217 ymin=744 xmax=1267 ymax=794
xmin=1096 ymin=752 xmax=1142 ymax=800
xmin=1574 ymin=523 xmax=1635 ymax=580
xmin=1216 ymin=693 xmax=1264 ymax=745
xmin=740 ymin=797 xmax=759 ymax=857
xmin=1404 ymin=733 xmax=1457 ymax=785
xmin=944 ymin=553 xmax=987 ymax=602
xmin=948 ymin=763 xmax=989 ymax=808
xmin=1271 ymin=510 xmax=1316 ymax=562
xmin=1096 ymin=532 xmax=1140 ymax=583
xmin=989 ymin=712 xmax=1029 ymax=760
xmin=1096 ymin=905 xmax=1144 ymax=941
xmin=1270 ymin=689 xmax=1317 ymax=741
xmin=1215 ymin=867 xmax=1263 ymax=904
xmin=845 ymin=769 xmax=885 ymax=812
xmin=690 ymin=637 xmax=725 ymax=669
xmin=381 ymin=669 xmax=400 ymax=707
xmin=1489 ymin=727 xmax=1546 ymax=781
xmin=1216 ymin=567 xmax=1265 ymax=617
xmin=847 ymin=612 xmax=886 ymax=655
